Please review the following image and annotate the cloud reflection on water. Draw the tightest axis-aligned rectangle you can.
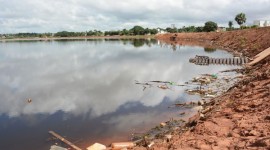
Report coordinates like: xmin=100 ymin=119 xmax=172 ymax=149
xmin=0 ymin=39 xmax=238 ymax=118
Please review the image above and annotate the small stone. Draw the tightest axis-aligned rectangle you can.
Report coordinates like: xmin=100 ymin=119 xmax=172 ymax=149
xmin=238 ymin=141 xmax=246 ymax=148
xmin=160 ymin=122 xmax=166 ymax=127
xmin=265 ymin=115 xmax=270 ymax=120
xmin=180 ymin=112 xmax=186 ymax=115
xmin=173 ymin=127 xmax=180 ymax=131
xmin=165 ymin=134 xmax=172 ymax=142
xmin=231 ymin=132 xmax=240 ymax=138
xmin=240 ymin=130 xmax=249 ymax=136
xmin=227 ymin=132 xmax=233 ymax=137
xmin=249 ymin=82 xmax=255 ymax=88
xmin=249 ymin=130 xmax=259 ymax=136
xmin=199 ymin=113 xmax=206 ymax=120
xmin=201 ymin=107 xmax=212 ymax=114
xmin=198 ymin=100 xmax=204 ymax=106
xmin=190 ymin=126 xmax=195 ymax=132
xmin=234 ymin=106 xmax=249 ymax=112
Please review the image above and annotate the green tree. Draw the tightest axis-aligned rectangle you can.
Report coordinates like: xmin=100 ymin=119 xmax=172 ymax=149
xmin=165 ymin=27 xmax=178 ymax=33
xmin=130 ymin=26 xmax=145 ymax=35
xmin=203 ymin=21 xmax=218 ymax=32
xmin=186 ymin=26 xmax=196 ymax=32
xmin=195 ymin=26 xmax=204 ymax=32
xmin=235 ymin=13 xmax=246 ymax=27
xmin=121 ymin=29 xmax=129 ymax=35
xmin=144 ymin=28 xmax=151 ymax=35
xmin=228 ymin=21 xmax=233 ymax=28
xmin=150 ymin=29 xmax=158 ymax=34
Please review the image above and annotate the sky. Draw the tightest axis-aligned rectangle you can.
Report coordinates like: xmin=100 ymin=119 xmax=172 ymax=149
xmin=0 ymin=0 xmax=270 ymax=33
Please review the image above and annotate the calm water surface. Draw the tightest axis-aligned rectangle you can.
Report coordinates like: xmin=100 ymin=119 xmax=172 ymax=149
xmin=0 ymin=39 xmax=239 ymax=150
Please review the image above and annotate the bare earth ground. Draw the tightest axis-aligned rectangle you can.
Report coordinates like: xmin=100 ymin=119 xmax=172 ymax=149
xmin=135 ymin=27 xmax=270 ymax=150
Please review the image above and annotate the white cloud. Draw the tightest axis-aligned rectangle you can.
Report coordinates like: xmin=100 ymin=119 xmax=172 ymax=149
xmin=0 ymin=0 xmax=270 ymax=32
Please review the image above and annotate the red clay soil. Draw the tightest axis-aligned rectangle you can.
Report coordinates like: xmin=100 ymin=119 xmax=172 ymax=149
xmin=135 ymin=27 xmax=270 ymax=150
xmin=156 ymin=27 xmax=270 ymax=57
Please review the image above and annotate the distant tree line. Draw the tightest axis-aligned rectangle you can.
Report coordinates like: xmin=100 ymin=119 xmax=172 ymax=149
xmin=53 ymin=26 xmax=158 ymax=37
xmin=164 ymin=26 xmax=201 ymax=33
xmin=0 ymin=26 xmax=158 ymax=38
xmin=165 ymin=21 xmax=217 ymax=33
xmin=0 ymin=33 xmax=53 ymax=39
xmin=0 ymin=14 xmax=258 ymax=39
xmin=0 ymin=23 xmax=215 ymax=39
xmin=104 ymin=26 xmax=158 ymax=36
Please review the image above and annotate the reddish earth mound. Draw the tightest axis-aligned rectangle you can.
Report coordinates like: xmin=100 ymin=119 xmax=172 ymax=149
xmin=156 ymin=27 xmax=270 ymax=57
xmin=135 ymin=27 xmax=270 ymax=149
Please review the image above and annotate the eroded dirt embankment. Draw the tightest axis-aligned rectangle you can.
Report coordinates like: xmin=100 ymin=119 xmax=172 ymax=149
xmin=156 ymin=27 xmax=270 ymax=58
xmin=135 ymin=27 xmax=270 ymax=149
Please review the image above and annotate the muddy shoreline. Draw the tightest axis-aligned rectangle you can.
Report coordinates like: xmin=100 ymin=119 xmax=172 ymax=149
xmin=134 ymin=27 xmax=270 ymax=149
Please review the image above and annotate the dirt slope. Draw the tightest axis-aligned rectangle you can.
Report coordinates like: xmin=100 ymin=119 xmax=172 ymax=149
xmin=156 ymin=27 xmax=270 ymax=57
xmin=135 ymin=27 xmax=270 ymax=150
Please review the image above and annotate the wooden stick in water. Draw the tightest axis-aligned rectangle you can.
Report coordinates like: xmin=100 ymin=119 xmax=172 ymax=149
xmin=48 ymin=131 xmax=82 ymax=150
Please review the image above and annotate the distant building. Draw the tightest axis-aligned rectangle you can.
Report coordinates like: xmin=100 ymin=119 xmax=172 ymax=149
xmin=264 ymin=20 xmax=270 ymax=27
xmin=216 ymin=27 xmax=226 ymax=32
xmin=254 ymin=20 xmax=270 ymax=27
xmin=157 ymin=28 xmax=167 ymax=34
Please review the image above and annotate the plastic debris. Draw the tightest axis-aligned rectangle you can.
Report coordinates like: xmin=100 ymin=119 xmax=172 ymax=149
xmin=205 ymin=94 xmax=215 ymax=98
xmin=148 ymin=141 xmax=155 ymax=148
xmin=211 ymin=74 xmax=218 ymax=79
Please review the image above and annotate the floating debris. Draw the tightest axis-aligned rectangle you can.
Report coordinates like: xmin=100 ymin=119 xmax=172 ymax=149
xmin=135 ymin=80 xmax=185 ymax=91
xmin=48 ymin=131 xmax=82 ymax=150
xmin=157 ymin=85 xmax=170 ymax=90
xmin=173 ymin=101 xmax=197 ymax=108
xmin=143 ymin=86 xmax=146 ymax=91
xmin=185 ymin=71 xmax=240 ymax=99
xmin=27 ymin=98 xmax=32 ymax=103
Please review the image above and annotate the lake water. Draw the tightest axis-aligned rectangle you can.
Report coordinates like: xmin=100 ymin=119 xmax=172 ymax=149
xmin=0 ymin=39 xmax=240 ymax=150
